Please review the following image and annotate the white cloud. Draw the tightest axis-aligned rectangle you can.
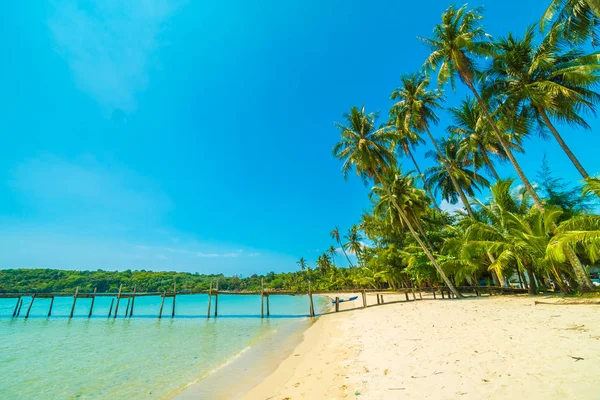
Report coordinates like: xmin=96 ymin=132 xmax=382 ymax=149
xmin=48 ymin=0 xmax=183 ymax=112
xmin=440 ymin=199 xmax=465 ymax=215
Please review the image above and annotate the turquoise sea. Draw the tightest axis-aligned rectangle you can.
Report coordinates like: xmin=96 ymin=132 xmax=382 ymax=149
xmin=0 ymin=294 xmax=329 ymax=399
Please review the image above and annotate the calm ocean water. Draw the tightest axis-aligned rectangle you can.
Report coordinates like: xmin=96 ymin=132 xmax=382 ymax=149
xmin=0 ymin=294 xmax=329 ymax=399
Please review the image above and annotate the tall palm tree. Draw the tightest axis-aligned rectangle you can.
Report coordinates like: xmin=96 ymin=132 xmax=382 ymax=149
xmin=296 ymin=257 xmax=308 ymax=271
xmin=344 ymin=225 xmax=364 ymax=266
xmin=330 ymin=226 xmax=354 ymax=268
xmin=327 ymin=245 xmax=338 ymax=266
xmin=421 ymin=4 xmax=546 ymax=210
xmin=448 ymin=98 xmax=523 ymax=181
xmin=333 ymin=105 xmax=462 ymax=297
xmin=370 ymin=169 xmax=434 ymax=249
xmin=391 ymin=73 xmax=478 ymax=213
xmin=423 ymin=5 xmax=593 ymax=292
xmin=425 ymin=137 xmax=490 ymax=216
xmin=486 ymin=25 xmax=600 ymax=180
xmin=541 ymin=0 xmax=600 ymax=45
xmin=391 ymin=121 xmax=441 ymax=212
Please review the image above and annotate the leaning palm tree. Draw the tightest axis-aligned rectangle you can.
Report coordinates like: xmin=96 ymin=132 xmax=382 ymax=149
xmin=390 ymin=73 xmax=476 ymax=213
xmin=344 ymin=225 xmax=364 ymax=266
xmin=333 ymin=105 xmax=462 ymax=297
xmin=486 ymin=25 xmax=600 ymax=180
xmin=330 ymin=226 xmax=354 ymax=268
xmin=541 ymin=0 xmax=600 ymax=45
xmin=370 ymin=169 xmax=436 ymax=250
xmin=391 ymin=120 xmax=441 ymax=211
xmin=449 ymin=98 xmax=523 ymax=181
xmin=425 ymin=137 xmax=490 ymax=216
xmin=421 ymin=4 xmax=546 ymax=210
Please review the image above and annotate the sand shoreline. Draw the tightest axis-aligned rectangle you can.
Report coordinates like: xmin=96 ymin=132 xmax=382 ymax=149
xmin=243 ymin=293 xmax=600 ymax=399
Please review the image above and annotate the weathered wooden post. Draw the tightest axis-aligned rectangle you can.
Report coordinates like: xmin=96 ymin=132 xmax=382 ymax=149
xmin=158 ymin=291 xmax=166 ymax=319
xmin=124 ymin=298 xmax=131 ymax=317
xmin=16 ymin=298 xmax=23 ymax=317
xmin=113 ymin=284 xmax=123 ymax=319
xmin=266 ymin=294 xmax=270 ymax=317
xmin=377 ymin=294 xmax=380 ymax=305
xmin=108 ymin=298 xmax=115 ymax=318
xmin=433 ymin=288 xmax=437 ymax=299
xmin=25 ymin=296 xmax=36 ymax=319
xmin=69 ymin=287 xmax=79 ymax=319
xmin=419 ymin=289 xmax=423 ymax=300
xmin=207 ymin=281 xmax=213 ymax=318
xmin=48 ymin=296 xmax=55 ymax=317
xmin=405 ymin=291 xmax=409 ymax=301
xmin=172 ymin=282 xmax=177 ymax=318
xmin=12 ymin=296 xmax=21 ymax=317
xmin=362 ymin=289 xmax=367 ymax=308
xmin=88 ymin=287 xmax=96 ymax=318
xmin=308 ymin=282 xmax=315 ymax=317
xmin=261 ymin=278 xmax=264 ymax=319
xmin=335 ymin=297 xmax=339 ymax=312
xmin=381 ymin=295 xmax=385 ymax=304
xmin=129 ymin=286 xmax=136 ymax=317
xmin=441 ymin=289 xmax=445 ymax=299
xmin=214 ymin=280 xmax=219 ymax=317
xmin=411 ymin=287 xmax=416 ymax=300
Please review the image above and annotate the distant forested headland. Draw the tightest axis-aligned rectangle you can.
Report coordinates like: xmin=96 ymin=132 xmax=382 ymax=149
xmin=0 ymin=269 xmax=302 ymax=293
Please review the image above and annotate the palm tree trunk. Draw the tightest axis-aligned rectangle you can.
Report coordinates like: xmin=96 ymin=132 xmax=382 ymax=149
xmin=526 ymin=266 xmax=537 ymax=295
xmin=462 ymin=79 xmax=546 ymax=210
xmin=537 ymin=107 xmax=590 ymax=179
xmin=424 ymin=127 xmax=476 ymax=215
xmin=487 ymin=252 xmax=506 ymax=287
xmin=374 ymin=171 xmax=463 ymax=298
xmin=338 ymin=238 xmax=354 ymax=268
xmin=405 ymin=143 xmax=442 ymax=212
xmin=479 ymin=146 xmax=501 ymax=181
xmin=563 ymin=244 xmax=594 ymax=292
xmin=412 ymin=215 xmax=437 ymax=251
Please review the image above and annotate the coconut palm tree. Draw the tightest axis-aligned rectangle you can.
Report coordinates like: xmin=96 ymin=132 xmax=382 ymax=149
xmin=330 ymin=226 xmax=354 ymax=268
xmin=425 ymin=137 xmax=490 ymax=216
xmin=327 ymin=245 xmax=338 ymax=266
xmin=344 ymin=225 xmax=364 ymax=266
xmin=370 ymin=169 xmax=431 ymax=243
xmin=316 ymin=253 xmax=332 ymax=276
xmin=296 ymin=257 xmax=308 ymax=271
xmin=391 ymin=120 xmax=441 ymax=211
xmin=448 ymin=98 xmax=522 ymax=181
xmin=390 ymin=73 xmax=479 ymax=213
xmin=421 ymin=4 xmax=546 ymax=210
xmin=486 ymin=25 xmax=600 ymax=180
xmin=541 ymin=0 xmax=600 ymax=45
xmin=333 ymin=105 xmax=462 ymax=297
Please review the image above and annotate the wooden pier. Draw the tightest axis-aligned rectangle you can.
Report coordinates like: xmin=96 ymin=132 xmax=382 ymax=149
xmin=1 ymin=284 xmax=528 ymax=319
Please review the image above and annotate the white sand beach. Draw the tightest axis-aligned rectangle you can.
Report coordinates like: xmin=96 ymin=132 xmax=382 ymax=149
xmin=243 ymin=294 xmax=600 ymax=400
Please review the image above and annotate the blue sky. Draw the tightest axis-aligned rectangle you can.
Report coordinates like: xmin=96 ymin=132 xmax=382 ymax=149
xmin=0 ymin=0 xmax=597 ymax=275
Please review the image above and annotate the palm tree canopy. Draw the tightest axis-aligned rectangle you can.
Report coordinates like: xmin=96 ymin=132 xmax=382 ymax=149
xmin=333 ymin=106 xmax=396 ymax=185
xmin=370 ymin=169 xmax=429 ymax=230
xmin=420 ymin=4 xmax=493 ymax=89
xmin=486 ymin=25 xmax=600 ymax=129
xmin=390 ymin=73 xmax=444 ymax=132
xmin=541 ymin=0 xmax=600 ymax=45
xmin=425 ymin=137 xmax=491 ymax=204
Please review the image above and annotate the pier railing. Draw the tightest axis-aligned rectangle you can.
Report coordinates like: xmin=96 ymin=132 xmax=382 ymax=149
xmin=2 ymin=282 xmax=528 ymax=320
